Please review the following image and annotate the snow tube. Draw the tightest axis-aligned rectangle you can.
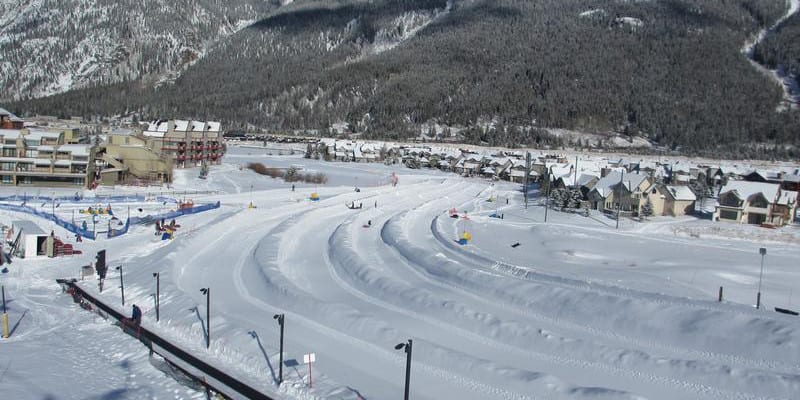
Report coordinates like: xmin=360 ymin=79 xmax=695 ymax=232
xmin=310 ymin=192 xmax=320 ymax=201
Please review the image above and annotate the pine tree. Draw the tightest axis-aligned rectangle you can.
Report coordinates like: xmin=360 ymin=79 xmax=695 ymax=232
xmin=641 ymin=198 xmax=654 ymax=220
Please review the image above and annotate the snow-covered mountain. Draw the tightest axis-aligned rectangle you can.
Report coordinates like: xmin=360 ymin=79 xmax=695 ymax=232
xmin=0 ymin=0 xmax=274 ymax=101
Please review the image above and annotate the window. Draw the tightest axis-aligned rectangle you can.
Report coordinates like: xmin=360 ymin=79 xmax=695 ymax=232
xmin=719 ymin=192 xmax=742 ymax=207
xmin=1 ymin=175 xmax=12 ymax=184
xmin=2 ymin=148 xmax=16 ymax=157
xmin=719 ymin=210 xmax=738 ymax=221
xmin=1 ymin=162 xmax=14 ymax=171
xmin=748 ymin=194 xmax=769 ymax=208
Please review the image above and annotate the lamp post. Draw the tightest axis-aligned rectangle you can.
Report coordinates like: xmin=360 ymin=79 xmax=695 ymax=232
xmin=394 ymin=339 xmax=413 ymax=400
xmin=757 ymin=247 xmax=766 ymax=309
xmin=116 ymin=265 xmax=124 ymax=306
xmin=273 ymin=313 xmax=285 ymax=384
xmin=200 ymin=287 xmax=210 ymax=348
xmin=152 ymin=272 xmax=160 ymax=322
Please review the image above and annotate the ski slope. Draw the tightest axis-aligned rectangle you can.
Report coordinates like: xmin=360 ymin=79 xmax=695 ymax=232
xmin=1 ymin=146 xmax=799 ymax=400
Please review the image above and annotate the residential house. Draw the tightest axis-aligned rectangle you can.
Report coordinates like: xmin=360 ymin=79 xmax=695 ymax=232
xmin=642 ymin=184 xmax=697 ymax=216
xmin=0 ymin=108 xmax=24 ymax=129
xmin=713 ymin=181 xmax=798 ymax=226
xmin=587 ymin=171 xmax=651 ymax=216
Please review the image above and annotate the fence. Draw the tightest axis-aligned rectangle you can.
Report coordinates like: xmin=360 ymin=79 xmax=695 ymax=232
xmin=129 ymin=202 xmax=221 ymax=226
xmin=0 ymin=203 xmax=96 ymax=240
xmin=57 ymin=279 xmax=274 ymax=400
xmin=0 ymin=200 xmax=220 ymax=240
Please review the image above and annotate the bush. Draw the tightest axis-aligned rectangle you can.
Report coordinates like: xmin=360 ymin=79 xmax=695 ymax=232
xmin=246 ymin=162 xmax=327 ymax=184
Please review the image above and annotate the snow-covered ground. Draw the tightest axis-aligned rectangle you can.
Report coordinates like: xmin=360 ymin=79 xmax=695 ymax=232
xmin=1 ymin=145 xmax=799 ymax=400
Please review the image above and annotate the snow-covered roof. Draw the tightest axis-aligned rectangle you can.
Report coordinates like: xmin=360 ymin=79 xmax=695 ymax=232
xmin=58 ymin=144 xmax=91 ymax=157
xmin=719 ymin=180 xmax=780 ymax=202
xmin=54 ymin=160 xmax=72 ymax=167
xmin=34 ymin=159 xmax=51 ymax=165
xmin=143 ymin=130 xmax=166 ymax=138
xmin=25 ymin=130 xmax=61 ymax=141
xmin=191 ymin=120 xmax=205 ymax=132
xmin=665 ymin=185 xmax=696 ymax=201
xmin=594 ymin=171 xmax=649 ymax=197
xmin=0 ymin=129 xmax=22 ymax=139
xmin=577 ymin=173 xmax=599 ymax=187
xmin=37 ymin=145 xmax=54 ymax=152
xmin=12 ymin=220 xmax=46 ymax=235
xmin=174 ymin=120 xmax=190 ymax=132
xmin=0 ymin=107 xmax=23 ymax=122
xmin=783 ymin=174 xmax=800 ymax=183
xmin=207 ymin=122 xmax=221 ymax=132
xmin=147 ymin=120 xmax=169 ymax=132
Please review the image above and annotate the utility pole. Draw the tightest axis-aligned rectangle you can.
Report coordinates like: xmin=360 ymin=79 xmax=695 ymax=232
xmin=523 ymin=152 xmax=531 ymax=209
xmin=616 ymin=171 xmax=624 ymax=230
xmin=573 ymin=156 xmax=578 ymax=188
xmin=544 ymin=166 xmax=553 ymax=222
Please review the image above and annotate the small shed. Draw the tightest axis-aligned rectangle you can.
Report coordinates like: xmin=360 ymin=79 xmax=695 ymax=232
xmin=11 ymin=220 xmax=48 ymax=258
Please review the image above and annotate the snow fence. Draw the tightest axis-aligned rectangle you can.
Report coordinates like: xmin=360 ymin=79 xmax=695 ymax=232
xmin=0 ymin=201 xmax=219 ymax=240
xmin=0 ymin=203 xmax=97 ymax=240
xmin=128 ymin=201 xmax=222 ymax=226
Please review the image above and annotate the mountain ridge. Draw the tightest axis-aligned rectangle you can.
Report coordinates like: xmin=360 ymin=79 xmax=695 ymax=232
xmin=3 ymin=0 xmax=799 ymax=158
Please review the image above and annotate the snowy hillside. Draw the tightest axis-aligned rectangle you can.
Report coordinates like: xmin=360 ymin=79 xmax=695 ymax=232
xmin=1 ymin=146 xmax=799 ymax=400
xmin=0 ymin=0 xmax=272 ymax=101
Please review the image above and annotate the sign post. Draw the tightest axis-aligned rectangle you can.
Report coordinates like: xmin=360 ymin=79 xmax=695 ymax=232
xmin=303 ymin=352 xmax=316 ymax=388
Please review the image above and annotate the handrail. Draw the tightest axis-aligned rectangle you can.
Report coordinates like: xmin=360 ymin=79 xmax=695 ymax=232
xmin=58 ymin=279 xmax=275 ymax=400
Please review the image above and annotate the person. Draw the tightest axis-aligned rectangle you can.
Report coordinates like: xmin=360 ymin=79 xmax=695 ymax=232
xmin=374 ymin=201 xmax=377 ymax=208
xmin=292 ymin=184 xmax=295 ymax=192
xmin=368 ymin=220 xmax=372 ymax=227
xmin=82 ymin=220 xmax=87 ymax=231
xmin=131 ymin=304 xmax=142 ymax=325
xmin=76 ymin=233 xmax=82 ymax=242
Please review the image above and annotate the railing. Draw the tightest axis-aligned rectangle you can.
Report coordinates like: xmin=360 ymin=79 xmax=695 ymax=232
xmin=57 ymin=279 xmax=275 ymax=400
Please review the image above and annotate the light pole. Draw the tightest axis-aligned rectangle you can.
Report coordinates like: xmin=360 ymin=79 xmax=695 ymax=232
xmin=757 ymin=247 xmax=766 ymax=309
xmin=273 ymin=313 xmax=285 ymax=384
xmin=200 ymin=287 xmax=210 ymax=348
xmin=615 ymin=171 xmax=624 ymax=230
xmin=544 ymin=166 xmax=553 ymax=222
xmin=394 ymin=339 xmax=413 ymax=400
xmin=116 ymin=265 xmax=124 ymax=306
xmin=152 ymin=272 xmax=160 ymax=322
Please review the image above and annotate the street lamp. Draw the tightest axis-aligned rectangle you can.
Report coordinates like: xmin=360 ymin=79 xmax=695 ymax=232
xmin=116 ymin=265 xmax=124 ymax=306
xmin=273 ymin=313 xmax=285 ymax=384
xmin=200 ymin=287 xmax=210 ymax=348
xmin=394 ymin=339 xmax=413 ymax=400
xmin=152 ymin=272 xmax=160 ymax=322
xmin=757 ymin=247 xmax=767 ymax=309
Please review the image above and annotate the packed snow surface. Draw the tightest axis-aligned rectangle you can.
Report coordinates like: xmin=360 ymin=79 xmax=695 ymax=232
xmin=1 ymin=146 xmax=799 ymax=400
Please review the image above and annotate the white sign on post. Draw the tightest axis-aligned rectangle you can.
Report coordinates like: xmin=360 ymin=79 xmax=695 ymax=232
xmin=303 ymin=352 xmax=316 ymax=388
